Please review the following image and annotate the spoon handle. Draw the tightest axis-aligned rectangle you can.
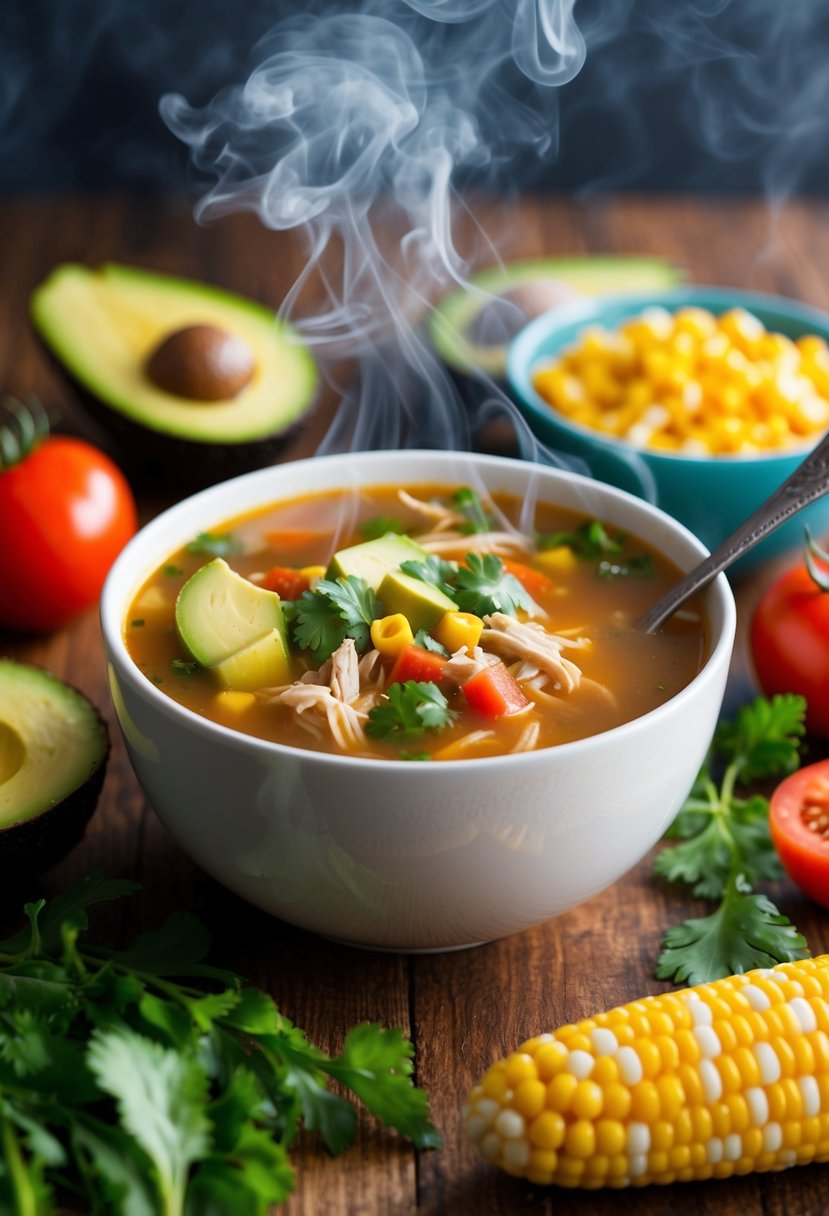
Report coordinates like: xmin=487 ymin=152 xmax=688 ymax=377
xmin=637 ymin=431 xmax=829 ymax=634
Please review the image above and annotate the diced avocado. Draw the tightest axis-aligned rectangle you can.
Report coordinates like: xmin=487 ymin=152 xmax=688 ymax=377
xmin=213 ymin=628 xmax=291 ymax=692
xmin=327 ymin=532 xmax=430 ymax=591
xmin=429 ymin=256 xmax=684 ymax=379
xmin=378 ymin=570 xmax=458 ymax=634
xmin=0 ymin=660 xmax=109 ymax=875
xmin=175 ymin=558 xmax=291 ymax=689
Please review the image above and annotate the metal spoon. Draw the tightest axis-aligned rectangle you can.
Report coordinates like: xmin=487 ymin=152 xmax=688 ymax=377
xmin=637 ymin=430 xmax=829 ymax=633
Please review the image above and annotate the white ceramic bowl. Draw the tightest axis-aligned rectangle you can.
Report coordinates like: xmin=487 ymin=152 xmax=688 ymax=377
xmin=101 ymin=450 xmax=736 ymax=951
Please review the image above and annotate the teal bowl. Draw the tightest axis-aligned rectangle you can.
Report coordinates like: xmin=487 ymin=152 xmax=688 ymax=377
xmin=507 ymin=287 xmax=829 ymax=565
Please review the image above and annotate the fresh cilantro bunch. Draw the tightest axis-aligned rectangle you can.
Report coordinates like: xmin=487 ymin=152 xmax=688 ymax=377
xmin=285 ymin=575 xmax=382 ymax=665
xmin=366 ymin=681 xmax=457 ymax=743
xmin=654 ymin=694 xmax=809 ymax=986
xmin=0 ymin=873 xmax=439 ymax=1215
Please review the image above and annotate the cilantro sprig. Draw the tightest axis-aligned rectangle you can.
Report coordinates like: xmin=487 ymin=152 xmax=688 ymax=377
xmin=537 ymin=519 xmax=623 ymax=558
xmin=286 ymin=575 xmax=382 ymax=665
xmin=185 ymin=531 xmax=241 ymax=558
xmin=451 ymin=487 xmax=495 ymax=535
xmin=0 ymin=873 xmax=439 ymax=1215
xmin=402 ymin=552 xmax=532 ymax=619
xmin=366 ymin=681 xmax=457 ymax=743
xmin=653 ymin=694 xmax=809 ymax=985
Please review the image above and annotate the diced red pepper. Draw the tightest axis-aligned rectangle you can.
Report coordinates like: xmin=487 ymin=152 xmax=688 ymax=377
xmin=261 ymin=566 xmax=311 ymax=600
xmin=388 ymin=644 xmax=448 ymax=686
xmin=501 ymin=558 xmax=554 ymax=599
xmin=463 ymin=662 xmax=530 ymax=718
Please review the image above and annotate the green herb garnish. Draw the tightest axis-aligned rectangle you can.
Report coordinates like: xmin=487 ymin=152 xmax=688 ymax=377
xmin=451 ymin=487 xmax=495 ymax=535
xmin=185 ymin=532 xmax=242 ymax=558
xmin=0 ymin=873 xmax=440 ymax=1214
xmin=289 ymin=576 xmax=382 ymax=665
xmin=538 ymin=519 xmax=623 ymax=558
xmin=130 ymin=618 xmax=145 ymax=628
xmin=399 ymin=751 xmax=432 ymax=762
xmin=366 ymin=681 xmax=457 ymax=742
xmin=164 ymin=564 xmax=184 ymax=577
xmin=358 ymin=516 xmax=409 ymax=541
xmin=400 ymin=555 xmax=458 ymax=598
xmin=654 ymin=694 xmax=809 ymax=985
xmin=453 ymin=553 xmax=533 ymax=618
xmin=413 ymin=629 xmax=449 ymax=657
xmin=171 ymin=658 xmax=201 ymax=677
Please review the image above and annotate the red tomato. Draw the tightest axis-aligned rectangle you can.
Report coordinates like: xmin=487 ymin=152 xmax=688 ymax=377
xmin=0 ymin=434 xmax=137 ymax=632
xmin=388 ymin=644 xmax=447 ymax=686
xmin=261 ymin=566 xmax=311 ymax=600
xmin=751 ymin=559 xmax=829 ymax=736
xmin=463 ymin=662 xmax=530 ymax=718
xmin=770 ymin=759 xmax=829 ymax=908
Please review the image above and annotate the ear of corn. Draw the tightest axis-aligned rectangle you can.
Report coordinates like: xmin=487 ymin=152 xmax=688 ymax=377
xmin=464 ymin=956 xmax=829 ymax=1189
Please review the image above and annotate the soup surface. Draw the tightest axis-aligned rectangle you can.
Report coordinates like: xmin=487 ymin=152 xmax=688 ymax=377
xmin=126 ymin=482 xmax=707 ymax=761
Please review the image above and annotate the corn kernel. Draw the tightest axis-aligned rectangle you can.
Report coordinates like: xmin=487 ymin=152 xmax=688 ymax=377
xmin=533 ymin=1041 xmax=568 ymax=1080
xmin=565 ymin=1120 xmax=596 ymax=1159
xmin=434 ymin=610 xmax=483 ymax=654
xmin=513 ymin=1080 xmax=546 ymax=1120
xmin=299 ymin=564 xmax=327 ymax=582
xmin=505 ymin=1053 xmax=537 ymax=1088
xmin=528 ymin=1109 xmax=566 ymax=1150
xmin=546 ymin=1072 xmax=579 ymax=1113
xmin=370 ymin=613 xmax=414 ymax=658
xmin=213 ymin=691 xmax=256 ymax=714
xmin=535 ymin=545 xmax=577 ymax=575
xmin=482 ymin=1065 xmax=509 ymax=1100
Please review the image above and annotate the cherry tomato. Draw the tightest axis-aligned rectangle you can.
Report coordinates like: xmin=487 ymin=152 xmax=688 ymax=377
xmin=751 ymin=549 xmax=829 ymax=736
xmin=0 ymin=425 xmax=137 ymax=633
xmin=770 ymin=759 xmax=829 ymax=908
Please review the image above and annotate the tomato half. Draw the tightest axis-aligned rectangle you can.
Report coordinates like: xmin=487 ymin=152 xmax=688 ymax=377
xmin=770 ymin=759 xmax=829 ymax=908
xmin=751 ymin=558 xmax=829 ymax=736
xmin=0 ymin=434 xmax=137 ymax=632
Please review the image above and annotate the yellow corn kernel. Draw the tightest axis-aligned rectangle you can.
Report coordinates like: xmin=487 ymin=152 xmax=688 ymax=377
xmin=465 ymin=956 xmax=829 ymax=1192
xmin=213 ymin=691 xmax=256 ymax=714
xmin=369 ymin=613 xmax=414 ymax=658
xmin=299 ymin=564 xmax=327 ymax=583
xmin=535 ymin=545 xmax=577 ymax=575
xmin=433 ymin=611 xmax=483 ymax=655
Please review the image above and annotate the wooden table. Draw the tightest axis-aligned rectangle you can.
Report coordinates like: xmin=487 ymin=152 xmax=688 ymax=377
xmin=2 ymin=192 xmax=829 ymax=1215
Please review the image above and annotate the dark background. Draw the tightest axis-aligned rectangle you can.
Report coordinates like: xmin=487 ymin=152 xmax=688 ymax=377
xmin=4 ymin=0 xmax=829 ymax=199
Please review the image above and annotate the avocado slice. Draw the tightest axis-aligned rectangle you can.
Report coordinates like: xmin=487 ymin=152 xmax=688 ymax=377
xmin=0 ymin=661 xmax=109 ymax=875
xmin=175 ymin=558 xmax=292 ymax=690
xmin=327 ymin=532 xmax=430 ymax=591
xmin=30 ymin=263 xmax=318 ymax=482
xmin=429 ymin=256 xmax=684 ymax=379
xmin=378 ymin=570 xmax=458 ymax=633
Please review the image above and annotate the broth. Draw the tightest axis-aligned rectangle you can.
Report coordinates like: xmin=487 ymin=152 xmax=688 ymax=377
xmin=126 ymin=483 xmax=707 ymax=760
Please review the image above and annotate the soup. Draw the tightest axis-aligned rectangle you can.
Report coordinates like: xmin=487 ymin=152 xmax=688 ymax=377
xmin=125 ymin=482 xmax=707 ymax=760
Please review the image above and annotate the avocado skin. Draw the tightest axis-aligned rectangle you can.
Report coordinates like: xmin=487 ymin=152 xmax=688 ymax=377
xmin=0 ymin=751 xmax=108 ymax=878
xmin=37 ymin=344 xmax=321 ymax=490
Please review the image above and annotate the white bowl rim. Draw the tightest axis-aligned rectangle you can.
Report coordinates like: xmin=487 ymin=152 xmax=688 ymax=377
xmin=101 ymin=449 xmax=736 ymax=774
xmin=507 ymin=285 xmax=829 ymax=466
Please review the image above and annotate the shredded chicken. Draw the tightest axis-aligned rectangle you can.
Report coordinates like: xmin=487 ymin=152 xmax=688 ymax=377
xmin=510 ymin=719 xmax=541 ymax=753
xmin=481 ymin=612 xmax=583 ymax=693
xmin=264 ymin=639 xmax=369 ymax=750
xmin=397 ymin=489 xmax=460 ymax=532
xmin=442 ymin=645 xmax=499 ymax=685
xmin=418 ymin=530 xmax=529 ymax=558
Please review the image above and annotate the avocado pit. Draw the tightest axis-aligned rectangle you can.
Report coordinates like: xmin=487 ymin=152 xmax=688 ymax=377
xmin=146 ymin=324 xmax=256 ymax=401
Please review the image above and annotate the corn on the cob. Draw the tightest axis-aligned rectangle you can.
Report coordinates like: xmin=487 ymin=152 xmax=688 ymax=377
xmin=531 ymin=306 xmax=829 ymax=456
xmin=464 ymin=956 xmax=829 ymax=1189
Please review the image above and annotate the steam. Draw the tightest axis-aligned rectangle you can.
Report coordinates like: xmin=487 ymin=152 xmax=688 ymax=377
xmin=157 ymin=0 xmax=829 ymax=466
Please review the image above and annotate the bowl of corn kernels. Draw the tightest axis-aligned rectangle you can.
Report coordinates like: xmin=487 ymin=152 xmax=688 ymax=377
xmin=507 ymin=287 xmax=829 ymax=563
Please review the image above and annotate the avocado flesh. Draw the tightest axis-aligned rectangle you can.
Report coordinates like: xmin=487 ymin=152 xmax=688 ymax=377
xmin=430 ymin=256 xmax=684 ymax=377
xmin=175 ymin=558 xmax=291 ymax=689
xmin=378 ymin=570 xmax=458 ymax=633
xmin=0 ymin=661 xmax=108 ymax=879
xmin=30 ymin=263 xmax=318 ymax=443
xmin=327 ymin=533 xmax=430 ymax=590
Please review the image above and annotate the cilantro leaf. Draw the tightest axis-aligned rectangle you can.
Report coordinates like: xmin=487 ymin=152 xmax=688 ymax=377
xmin=538 ymin=519 xmax=623 ymax=557
xmin=186 ymin=532 xmax=241 ymax=557
xmin=87 ymin=1027 xmax=211 ymax=1214
xmin=451 ymin=486 xmax=494 ymax=535
xmin=656 ymin=876 xmax=808 ymax=986
xmin=715 ymin=693 xmax=806 ymax=782
xmin=653 ymin=695 xmax=809 ymax=984
xmin=413 ymin=630 xmax=449 ymax=657
xmin=358 ymin=516 xmax=409 ymax=541
xmin=291 ymin=576 xmax=382 ymax=665
xmin=452 ymin=553 xmax=533 ymax=617
xmin=366 ymin=681 xmax=456 ymax=742
xmin=400 ymin=555 xmax=457 ymax=598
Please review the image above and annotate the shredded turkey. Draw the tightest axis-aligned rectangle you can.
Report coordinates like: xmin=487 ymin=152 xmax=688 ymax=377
xmin=481 ymin=612 xmax=583 ymax=693
xmin=264 ymin=639 xmax=369 ymax=749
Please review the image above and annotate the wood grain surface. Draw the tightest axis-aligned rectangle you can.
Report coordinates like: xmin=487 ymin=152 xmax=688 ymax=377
xmin=2 ymin=192 xmax=829 ymax=1215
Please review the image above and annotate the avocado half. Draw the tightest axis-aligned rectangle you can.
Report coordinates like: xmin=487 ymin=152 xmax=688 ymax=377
xmin=30 ymin=263 xmax=319 ymax=484
xmin=429 ymin=256 xmax=684 ymax=381
xmin=0 ymin=661 xmax=109 ymax=876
